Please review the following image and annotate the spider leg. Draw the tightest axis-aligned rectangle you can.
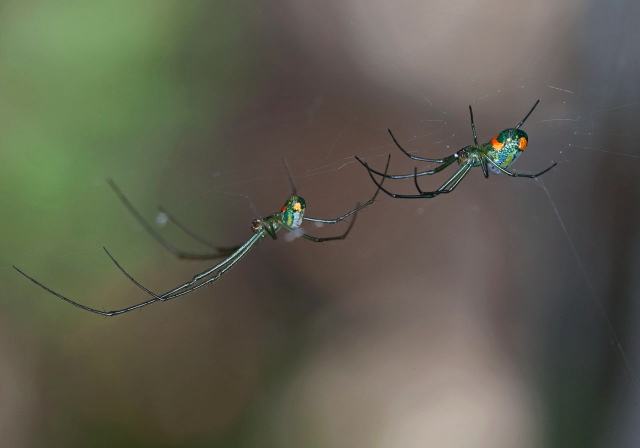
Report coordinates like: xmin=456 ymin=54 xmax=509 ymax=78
xmin=121 ymin=235 xmax=262 ymax=302
xmin=358 ymin=154 xmax=458 ymax=180
xmin=468 ymin=105 xmax=479 ymax=146
xmin=157 ymin=206 xmax=240 ymax=255
xmin=281 ymin=158 xmax=299 ymax=196
xmin=13 ymin=231 xmax=265 ymax=316
xmin=284 ymin=209 xmax=358 ymax=243
xmin=102 ymin=247 xmax=165 ymax=300
xmin=387 ymin=129 xmax=448 ymax=163
xmin=514 ymin=99 xmax=540 ymax=130
xmin=105 ymin=231 xmax=265 ymax=303
xmin=357 ymin=157 xmax=421 ymax=198
xmin=356 ymin=157 xmax=443 ymax=199
xmin=108 ymin=179 xmax=239 ymax=260
xmin=480 ymin=158 xmax=489 ymax=178
xmin=304 ymin=155 xmax=390 ymax=224
xmin=484 ymin=157 xmax=557 ymax=178
xmin=13 ymin=265 xmax=161 ymax=316
xmin=105 ymin=240 xmax=259 ymax=304
xmin=413 ymin=162 xmax=474 ymax=197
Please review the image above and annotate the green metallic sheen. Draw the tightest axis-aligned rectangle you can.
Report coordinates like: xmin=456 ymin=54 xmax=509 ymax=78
xmin=280 ymin=195 xmax=306 ymax=228
xmin=484 ymin=128 xmax=528 ymax=171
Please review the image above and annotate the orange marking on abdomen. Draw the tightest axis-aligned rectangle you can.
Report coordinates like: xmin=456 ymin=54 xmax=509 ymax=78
xmin=519 ymin=137 xmax=527 ymax=150
xmin=490 ymin=135 xmax=504 ymax=150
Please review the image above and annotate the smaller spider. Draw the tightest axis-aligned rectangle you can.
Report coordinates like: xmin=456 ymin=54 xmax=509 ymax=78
xmin=13 ymin=157 xmax=389 ymax=316
xmin=356 ymin=99 xmax=557 ymax=198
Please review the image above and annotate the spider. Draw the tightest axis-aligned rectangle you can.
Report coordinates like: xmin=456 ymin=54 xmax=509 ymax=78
xmin=355 ymin=99 xmax=557 ymax=199
xmin=13 ymin=157 xmax=389 ymax=316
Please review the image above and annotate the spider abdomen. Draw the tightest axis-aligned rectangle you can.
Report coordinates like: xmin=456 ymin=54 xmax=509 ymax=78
xmin=280 ymin=195 xmax=306 ymax=228
xmin=485 ymin=128 xmax=528 ymax=170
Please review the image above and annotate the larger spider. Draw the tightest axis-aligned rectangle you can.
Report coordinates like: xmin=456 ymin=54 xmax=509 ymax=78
xmin=13 ymin=158 xmax=389 ymax=316
xmin=355 ymin=100 xmax=557 ymax=199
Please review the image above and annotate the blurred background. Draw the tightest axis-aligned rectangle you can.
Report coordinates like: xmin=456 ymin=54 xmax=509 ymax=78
xmin=1 ymin=0 xmax=639 ymax=446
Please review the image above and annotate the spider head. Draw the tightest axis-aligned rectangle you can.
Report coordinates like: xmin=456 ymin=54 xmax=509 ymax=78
xmin=490 ymin=128 xmax=529 ymax=153
xmin=280 ymin=195 xmax=306 ymax=228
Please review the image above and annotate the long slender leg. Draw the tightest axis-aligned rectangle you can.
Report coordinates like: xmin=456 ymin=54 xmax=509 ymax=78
xmin=108 ymin=179 xmax=238 ymax=260
xmin=107 ymin=235 xmax=262 ymax=303
xmin=102 ymin=235 xmax=262 ymax=305
xmin=356 ymin=154 xmax=458 ymax=180
xmin=357 ymin=158 xmax=444 ymax=199
xmin=13 ymin=232 xmax=265 ymax=316
xmin=157 ymin=206 xmax=239 ymax=255
xmin=515 ymin=99 xmax=540 ymax=130
xmin=413 ymin=163 xmax=473 ymax=196
xmin=103 ymin=247 xmax=161 ymax=299
xmin=281 ymin=158 xmax=298 ymax=195
xmin=304 ymin=155 xmax=390 ymax=224
xmin=484 ymin=157 xmax=557 ymax=178
xmin=480 ymin=158 xmax=489 ymax=178
xmin=468 ymin=105 xmax=479 ymax=146
xmin=387 ymin=129 xmax=448 ymax=162
xmin=285 ymin=210 xmax=358 ymax=243
xmin=13 ymin=265 xmax=163 ymax=316
xmin=106 ymin=232 xmax=265 ymax=302
xmin=148 ymin=240 xmax=262 ymax=301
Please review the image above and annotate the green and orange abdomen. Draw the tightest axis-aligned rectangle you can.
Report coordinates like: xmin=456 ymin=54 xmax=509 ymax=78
xmin=487 ymin=128 xmax=528 ymax=169
xmin=281 ymin=195 xmax=306 ymax=228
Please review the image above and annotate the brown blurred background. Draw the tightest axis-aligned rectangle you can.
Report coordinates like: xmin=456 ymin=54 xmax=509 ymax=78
xmin=1 ymin=0 xmax=639 ymax=447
